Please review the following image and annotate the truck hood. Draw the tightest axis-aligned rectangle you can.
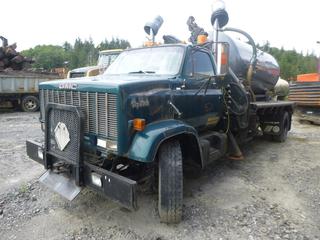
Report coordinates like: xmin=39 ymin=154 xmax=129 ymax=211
xmin=39 ymin=74 xmax=175 ymax=93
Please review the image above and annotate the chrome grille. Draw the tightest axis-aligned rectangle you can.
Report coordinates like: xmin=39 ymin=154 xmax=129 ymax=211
xmin=40 ymin=89 xmax=118 ymax=138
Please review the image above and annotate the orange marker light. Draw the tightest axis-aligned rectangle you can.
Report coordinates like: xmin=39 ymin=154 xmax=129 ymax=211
xmin=144 ymin=41 xmax=154 ymax=47
xmin=197 ymin=35 xmax=207 ymax=44
xmin=144 ymin=41 xmax=161 ymax=47
xmin=133 ymin=118 xmax=146 ymax=131
xmin=221 ymin=51 xmax=228 ymax=65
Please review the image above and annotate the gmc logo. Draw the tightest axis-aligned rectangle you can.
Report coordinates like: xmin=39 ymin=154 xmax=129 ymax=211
xmin=59 ymin=83 xmax=78 ymax=90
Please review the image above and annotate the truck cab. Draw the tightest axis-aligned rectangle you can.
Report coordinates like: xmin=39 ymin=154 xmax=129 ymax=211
xmin=67 ymin=49 xmax=122 ymax=78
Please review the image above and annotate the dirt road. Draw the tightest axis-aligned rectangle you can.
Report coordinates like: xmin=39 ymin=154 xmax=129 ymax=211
xmin=0 ymin=112 xmax=319 ymax=240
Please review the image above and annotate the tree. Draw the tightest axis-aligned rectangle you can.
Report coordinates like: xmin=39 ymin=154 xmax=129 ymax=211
xmin=97 ymin=37 xmax=131 ymax=51
xmin=22 ymin=45 xmax=68 ymax=69
xmin=257 ymin=43 xmax=318 ymax=81
xmin=21 ymin=37 xmax=131 ymax=70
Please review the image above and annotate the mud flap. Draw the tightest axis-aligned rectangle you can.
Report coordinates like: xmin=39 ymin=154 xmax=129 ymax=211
xmin=39 ymin=170 xmax=82 ymax=201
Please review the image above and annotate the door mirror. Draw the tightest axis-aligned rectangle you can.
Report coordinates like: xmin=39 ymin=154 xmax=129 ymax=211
xmin=216 ymin=42 xmax=229 ymax=76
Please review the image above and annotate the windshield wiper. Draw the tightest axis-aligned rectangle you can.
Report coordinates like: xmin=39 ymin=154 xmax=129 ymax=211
xmin=128 ymin=70 xmax=155 ymax=74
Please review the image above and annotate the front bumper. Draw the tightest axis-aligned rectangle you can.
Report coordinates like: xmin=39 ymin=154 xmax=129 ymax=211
xmin=26 ymin=139 xmax=137 ymax=210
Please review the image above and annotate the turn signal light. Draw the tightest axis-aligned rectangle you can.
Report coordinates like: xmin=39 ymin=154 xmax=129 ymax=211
xmin=133 ymin=118 xmax=146 ymax=131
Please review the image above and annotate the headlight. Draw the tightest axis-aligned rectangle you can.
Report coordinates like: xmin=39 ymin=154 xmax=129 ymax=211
xmin=97 ymin=138 xmax=117 ymax=151
xmin=38 ymin=148 xmax=43 ymax=160
xmin=91 ymin=172 xmax=102 ymax=187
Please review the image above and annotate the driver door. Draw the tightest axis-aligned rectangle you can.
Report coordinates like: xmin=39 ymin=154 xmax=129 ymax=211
xmin=174 ymin=49 xmax=223 ymax=129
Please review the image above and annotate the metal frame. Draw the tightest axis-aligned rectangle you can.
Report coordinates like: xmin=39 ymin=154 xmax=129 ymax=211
xmin=26 ymin=139 xmax=137 ymax=209
xmin=44 ymin=103 xmax=84 ymax=186
xmin=83 ymin=162 xmax=137 ymax=210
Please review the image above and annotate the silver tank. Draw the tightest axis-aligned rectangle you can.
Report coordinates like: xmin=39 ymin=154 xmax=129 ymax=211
xmin=218 ymin=32 xmax=280 ymax=94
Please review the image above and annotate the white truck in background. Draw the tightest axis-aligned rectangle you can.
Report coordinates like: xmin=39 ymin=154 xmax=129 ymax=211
xmin=67 ymin=49 xmax=122 ymax=78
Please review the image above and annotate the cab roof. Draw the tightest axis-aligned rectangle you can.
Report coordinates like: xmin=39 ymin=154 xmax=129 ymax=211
xmin=123 ymin=43 xmax=189 ymax=53
xmin=99 ymin=49 xmax=123 ymax=54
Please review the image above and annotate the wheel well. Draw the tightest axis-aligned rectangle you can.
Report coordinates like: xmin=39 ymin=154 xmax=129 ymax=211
xmin=155 ymin=134 xmax=202 ymax=168
xmin=259 ymin=107 xmax=292 ymax=133
xmin=154 ymin=134 xmax=202 ymax=175
xmin=22 ymin=93 xmax=39 ymax=99
xmin=177 ymin=133 xmax=202 ymax=168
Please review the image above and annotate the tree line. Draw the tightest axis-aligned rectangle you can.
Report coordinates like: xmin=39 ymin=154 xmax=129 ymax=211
xmin=257 ymin=42 xmax=318 ymax=81
xmin=21 ymin=37 xmax=131 ymax=70
xmin=22 ymin=38 xmax=318 ymax=81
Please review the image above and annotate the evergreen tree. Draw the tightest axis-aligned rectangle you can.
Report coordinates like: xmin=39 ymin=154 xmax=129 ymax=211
xmin=258 ymin=43 xmax=318 ymax=81
xmin=22 ymin=37 xmax=131 ymax=70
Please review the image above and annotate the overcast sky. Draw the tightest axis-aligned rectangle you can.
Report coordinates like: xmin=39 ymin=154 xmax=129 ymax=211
xmin=2 ymin=0 xmax=319 ymax=55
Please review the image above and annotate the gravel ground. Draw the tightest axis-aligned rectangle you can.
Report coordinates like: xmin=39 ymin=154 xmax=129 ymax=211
xmin=0 ymin=112 xmax=319 ymax=240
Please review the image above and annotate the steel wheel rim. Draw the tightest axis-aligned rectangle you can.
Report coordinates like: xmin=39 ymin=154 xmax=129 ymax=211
xmin=25 ymin=99 xmax=36 ymax=110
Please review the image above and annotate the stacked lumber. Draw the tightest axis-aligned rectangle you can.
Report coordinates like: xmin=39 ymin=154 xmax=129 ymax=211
xmin=0 ymin=36 xmax=34 ymax=71
xmin=289 ymin=82 xmax=320 ymax=107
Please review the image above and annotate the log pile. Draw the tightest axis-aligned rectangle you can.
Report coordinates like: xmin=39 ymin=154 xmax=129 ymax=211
xmin=0 ymin=36 xmax=34 ymax=71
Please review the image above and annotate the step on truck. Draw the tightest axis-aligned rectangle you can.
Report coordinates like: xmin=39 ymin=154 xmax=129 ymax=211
xmin=26 ymin=1 xmax=294 ymax=223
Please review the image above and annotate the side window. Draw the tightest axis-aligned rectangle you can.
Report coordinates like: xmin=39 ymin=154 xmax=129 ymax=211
xmin=183 ymin=51 xmax=214 ymax=79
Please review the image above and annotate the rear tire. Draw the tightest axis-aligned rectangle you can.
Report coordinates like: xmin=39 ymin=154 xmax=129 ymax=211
xmin=273 ymin=111 xmax=290 ymax=142
xmin=158 ymin=140 xmax=183 ymax=224
xmin=21 ymin=95 xmax=39 ymax=112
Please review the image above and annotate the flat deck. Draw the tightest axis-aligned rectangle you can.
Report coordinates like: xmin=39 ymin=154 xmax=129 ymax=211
xmin=250 ymin=101 xmax=294 ymax=109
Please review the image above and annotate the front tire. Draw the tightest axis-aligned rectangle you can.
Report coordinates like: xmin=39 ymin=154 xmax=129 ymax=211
xmin=158 ymin=140 xmax=183 ymax=224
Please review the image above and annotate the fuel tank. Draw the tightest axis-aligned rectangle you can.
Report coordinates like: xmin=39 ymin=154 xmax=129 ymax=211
xmin=218 ymin=33 xmax=280 ymax=94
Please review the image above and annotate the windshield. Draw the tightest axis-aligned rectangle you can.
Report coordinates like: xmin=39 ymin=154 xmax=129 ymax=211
xmin=98 ymin=53 xmax=119 ymax=66
xmin=104 ymin=46 xmax=184 ymax=75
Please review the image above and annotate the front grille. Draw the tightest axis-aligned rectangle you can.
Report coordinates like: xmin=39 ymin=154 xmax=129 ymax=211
xmin=40 ymin=89 xmax=118 ymax=139
xmin=47 ymin=107 xmax=81 ymax=164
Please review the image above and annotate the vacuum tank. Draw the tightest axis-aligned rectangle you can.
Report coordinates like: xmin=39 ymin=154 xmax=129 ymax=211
xmin=218 ymin=32 xmax=280 ymax=94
